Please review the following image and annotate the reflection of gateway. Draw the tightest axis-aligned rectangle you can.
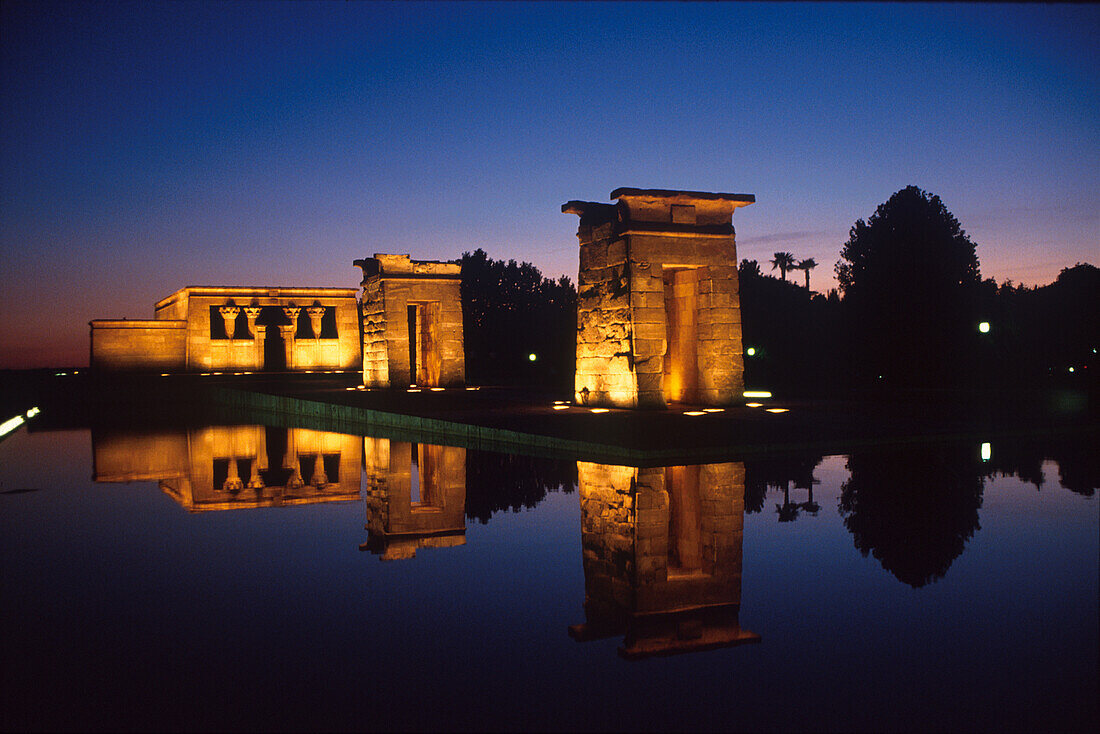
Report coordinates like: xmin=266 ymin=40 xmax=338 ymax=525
xmin=361 ymin=438 xmax=466 ymax=560
xmin=570 ymin=461 xmax=759 ymax=659
xmin=92 ymin=426 xmax=361 ymax=511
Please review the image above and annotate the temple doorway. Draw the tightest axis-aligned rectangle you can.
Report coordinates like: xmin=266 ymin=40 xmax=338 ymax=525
xmin=662 ymin=267 xmax=700 ymax=403
xmin=257 ymin=306 xmax=289 ymax=371
xmin=407 ymin=302 xmax=442 ymax=386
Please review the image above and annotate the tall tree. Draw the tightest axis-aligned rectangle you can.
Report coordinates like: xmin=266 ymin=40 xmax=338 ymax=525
xmin=835 ymin=186 xmax=981 ymax=388
xmin=796 ymin=257 xmax=817 ymax=291
xmin=460 ymin=249 xmax=576 ymax=390
xmin=771 ymin=251 xmax=796 ymax=282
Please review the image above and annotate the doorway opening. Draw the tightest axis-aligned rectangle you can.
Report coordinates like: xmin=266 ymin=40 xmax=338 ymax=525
xmin=407 ymin=302 xmax=442 ymax=386
xmin=666 ymin=464 xmax=704 ymax=577
xmin=662 ymin=267 xmax=700 ymax=404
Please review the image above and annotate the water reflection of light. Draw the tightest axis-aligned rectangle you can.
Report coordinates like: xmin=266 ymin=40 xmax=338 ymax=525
xmin=744 ymin=391 xmax=772 ymax=398
xmin=981 ymin=442 xmax=992 ymax=461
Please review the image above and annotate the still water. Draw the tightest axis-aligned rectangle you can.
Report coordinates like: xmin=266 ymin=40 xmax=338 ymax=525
xmin=1 ymin=423 xmax=1096 ymax=732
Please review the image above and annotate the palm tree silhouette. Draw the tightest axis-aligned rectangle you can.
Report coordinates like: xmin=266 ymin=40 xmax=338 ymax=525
xmin=797 ymin=257 xmax=818 ymax=291
xmin=771 ymin=252 xmax=796 ymax=282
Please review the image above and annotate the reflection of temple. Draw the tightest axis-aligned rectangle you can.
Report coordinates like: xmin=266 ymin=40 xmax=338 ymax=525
xmin=361 ymin=437 xmax=466 ymax=560
xmin=90 ymin=286 xmax=361 ymax=372
xmin=93 ymin=426 xmax=362 ymax=511
xmin=570 ymin=461 xmax=759 ymax=659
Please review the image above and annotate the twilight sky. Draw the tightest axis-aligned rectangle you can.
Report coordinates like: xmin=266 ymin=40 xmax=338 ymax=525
xmin=2 ymin=1 xmax=1098 ymax=367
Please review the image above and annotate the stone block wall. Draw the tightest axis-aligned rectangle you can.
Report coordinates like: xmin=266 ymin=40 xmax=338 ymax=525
xmin=356 ymin=255 xmax=464 ymax=388
xmin=89 ymin=320 xmax=187 ymax=372
xmin=565 ymin=188 xmax=754 ymax=408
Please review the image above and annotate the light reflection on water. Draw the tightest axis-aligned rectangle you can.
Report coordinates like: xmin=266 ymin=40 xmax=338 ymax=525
xmin=0 ymin=425 xmax=1096 ymax=732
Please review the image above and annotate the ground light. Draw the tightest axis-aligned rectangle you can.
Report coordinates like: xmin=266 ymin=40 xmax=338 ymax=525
xmin=0 ymin=407 xmax=41 ymax=440
xmin=589 ymin=408 xmax=609 ymax=413
xmin=765 ymin=408 xmax=789 ymax=413
xmin=683 ymin=411 xmax=706 ymax=416
xmin=552 ymin=405 xmax=570 ymax=410
xmin=746 ymin=402 xmax=763 ymax=407
xmin=743 ymin=390 xmax=772 ymax=399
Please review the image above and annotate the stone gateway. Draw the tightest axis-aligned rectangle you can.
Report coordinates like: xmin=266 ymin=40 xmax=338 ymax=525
xmin=564 ymin=188 xmax=754 ymax=408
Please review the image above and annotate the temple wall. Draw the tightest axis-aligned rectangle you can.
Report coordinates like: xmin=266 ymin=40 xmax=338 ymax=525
xmin=89 ymin=320 xmax=187 ymax=372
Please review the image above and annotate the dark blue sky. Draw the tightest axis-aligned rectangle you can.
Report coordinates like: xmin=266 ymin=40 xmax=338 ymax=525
xmin=2 ymin=1 xmax=1098 ymax=366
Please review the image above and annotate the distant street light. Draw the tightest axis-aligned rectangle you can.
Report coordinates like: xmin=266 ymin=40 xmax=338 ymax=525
xmin=528 ymin=353 xmax=537 ymax=362
xmin=978 ymin=321 xmax=990 ymax=333
xmin=746 ymin=347 xmax=756 ymax=356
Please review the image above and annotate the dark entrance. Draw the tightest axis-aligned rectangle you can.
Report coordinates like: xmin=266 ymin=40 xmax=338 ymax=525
xmin=407 ymin=305 xmax=418 ymax=385
xmin=256 ymin=306 xmax=291 ymax=372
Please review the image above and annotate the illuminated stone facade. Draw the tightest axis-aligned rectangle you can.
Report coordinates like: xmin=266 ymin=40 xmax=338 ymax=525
xmin=564 ymin=188 xmax=754 ymax=408
xmin=356 ymin=255 xmax=465 ymax=388
xmin=569 ymin=460 xmax=759 ymax=658
xmin=362 ymin=437 xmax=467 ymax=560
xmin=90 ymin=286 xmax=360 ymax=372
xmin=93 ymin=425 xmax=362 ymax=512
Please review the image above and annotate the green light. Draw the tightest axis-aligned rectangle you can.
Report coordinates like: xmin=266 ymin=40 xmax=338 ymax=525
xmin=746 ymin=347 xmax=756 ymax=356
xmin=978 ymin=321 xmax=990 ymax=333
xmin=528 ymin=353 xmax=537 ymax=362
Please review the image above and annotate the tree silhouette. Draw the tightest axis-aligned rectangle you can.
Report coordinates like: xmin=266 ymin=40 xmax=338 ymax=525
xmin=796 ymin=257 xmax=817 ymax=291
xmin=771 ymin=252 xmax=796 ymax=282
xmin=461 ymin=249 xmax=576 ymax=391
xmin=835 ymin=186 xmax=981 ymax=388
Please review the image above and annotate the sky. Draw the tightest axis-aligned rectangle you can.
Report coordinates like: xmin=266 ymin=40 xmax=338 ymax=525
xmin=2 ymin=1 xmax=1098 ymax=367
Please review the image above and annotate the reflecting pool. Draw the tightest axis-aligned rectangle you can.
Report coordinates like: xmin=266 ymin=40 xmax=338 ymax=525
xmin=1 ymin=422 xmax=1096 ymax=731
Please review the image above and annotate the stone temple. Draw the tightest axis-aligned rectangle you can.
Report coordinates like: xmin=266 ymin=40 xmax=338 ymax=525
xmin=90 ymin=286 xmax=361 ymax=373
xmin=564 ymin=188 xmax=754 ymax=408
xmin=356 ymin=254 xmax=465 ymax=388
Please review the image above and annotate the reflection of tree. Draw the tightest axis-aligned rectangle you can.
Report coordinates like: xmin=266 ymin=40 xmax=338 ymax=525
xmin=744 ymin=454 xmax=823 ymax=517
xmin=464 ymin=450 xmax=577 ymax=523
xmin=839 ymin=445 xmax=984 ymax=588
xmin=1049 ymin=436 xmax=1098 ymax=498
